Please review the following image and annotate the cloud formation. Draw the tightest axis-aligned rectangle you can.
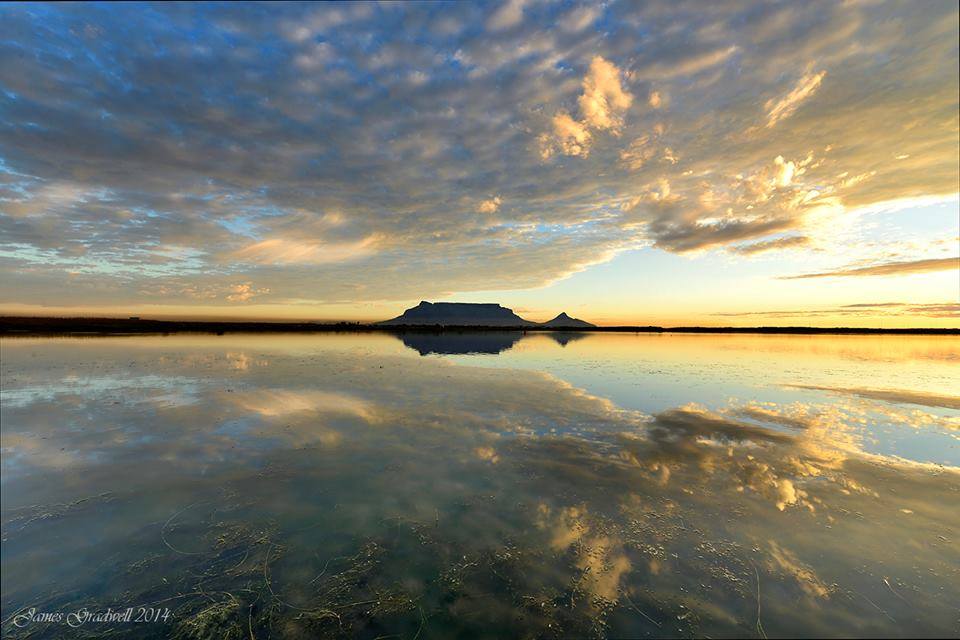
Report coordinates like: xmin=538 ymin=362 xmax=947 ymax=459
xmin=782 ymin=257 xmax=959 ymax=279
xmin=476 ymin=196 xmax=502 ymax=214
xmin=765 ymin=70 xmax=826 ymax=128
xmin=230 ymin=236 xmax=379 ymax=266
xmin=226 ymin=282 xmax=269 ymax=303
xmin=578 ymin=56 xmax=634 ymax=132
xmin=730 ymin=235 xmax=811 ymax=255
xmin=712 ymin=302 xmax=960 ymax=319
xmin=0 ymin=1 xmax=957 ymax=311
xmin=487 ymin=0 xmax=526 ymax=32
xmin=540 ymin=56 xmax=633 ymax=158
xmin=786 ymin=385 xmax=960 ymax=410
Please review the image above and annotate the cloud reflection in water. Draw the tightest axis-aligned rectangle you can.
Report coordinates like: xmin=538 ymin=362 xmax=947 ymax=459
xmin=1 ymin=332 xmax=957 ymax=638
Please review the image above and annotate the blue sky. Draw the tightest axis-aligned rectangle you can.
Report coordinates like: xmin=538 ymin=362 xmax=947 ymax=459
xmin=0 ymin=1 xmax=957 ymax=325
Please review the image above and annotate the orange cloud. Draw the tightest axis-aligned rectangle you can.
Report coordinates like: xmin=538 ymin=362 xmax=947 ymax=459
xmin=230 ymin=236 xmax=379 ymax=265
xmin=765 ymin=70 xmax=826 ymax=127
xmin=781 ymin=256 xmax=958 ymax=279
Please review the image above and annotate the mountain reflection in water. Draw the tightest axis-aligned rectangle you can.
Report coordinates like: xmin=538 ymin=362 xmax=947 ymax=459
xmin=396 ymin=330 xmax=588 ymax=355
xmin=398 ymin=330 xmax=525 ymax=355
xmin=1 ymin=332 xmax=958 ymax=638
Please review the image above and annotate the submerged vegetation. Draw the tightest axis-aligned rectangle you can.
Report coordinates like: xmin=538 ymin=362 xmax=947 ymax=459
xmin=0 ymin=485 xmax=797 ymax=639
xmin=2 ymin=333 xmax=958 ymax=638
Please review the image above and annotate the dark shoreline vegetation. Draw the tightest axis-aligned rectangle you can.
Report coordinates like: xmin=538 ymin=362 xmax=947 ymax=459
xmin=1 ymin=316 xmax=957 ymax=336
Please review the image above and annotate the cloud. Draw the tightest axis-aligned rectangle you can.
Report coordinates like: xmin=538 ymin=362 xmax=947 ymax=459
xmin=651 ymin=406 xmax=795 ymax=444
xmin=578 ymin=56 xmax=634 ymax=131
xmin=904 ymin=303 xmax=960 ymax=318
xmin=232 ymin=389 xmax=377 ymax=421
xmin=786 ymin=385 xmax=960 ymax=411
xmin=0 ymin=1 xmax=957 ymax=311
xmin=559 ymin=5 xmax=601 ymax=33
xmin=765 ymin=70 xmax=826 ymax=127
xmin=840 ymin=302 xmax=908 ymax=308
xmin=476 ymin=196 xmax=502 ymax=214
xmin=536 ymin=504 xmax=632 ymax=603
xmin=2 ymin=181 xmax=110 ymax=218
xmin=294 ymin=42 xmax=335 ymax=71
xmin=280 ymin=4 xmax=370 ymax=43
xmin=631 ymin=45 xmax=739 ymax=80
xmin=781 ymin=257 xmax=958 ymax=279
xmin=487 ymin=0 xmax=526 ymax=31
xmin=541 ymin=56 xmax=632 ymax=158
xmin=228 ymin=236 xmax=379 ymax=266
xmin=541 ymin=112 xmax=592 ymax=158
xmin=710 ymin=301 xmax=960 ymax=319
xmin=226 ymin=282 xmax=269 ymax=303
xmin=619 ymin=135 xmax=657 ymax=169
xmin=730 ymin=235 xmax=811 ymax=255
xmin=767 ymin=541 xmax=832 ymax=597
xmin=628 ymin=152 xmax=830 ymax=253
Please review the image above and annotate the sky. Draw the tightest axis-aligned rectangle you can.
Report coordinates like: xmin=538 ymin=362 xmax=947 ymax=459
xmin=0 ymin=0 xmax=958 ymax=327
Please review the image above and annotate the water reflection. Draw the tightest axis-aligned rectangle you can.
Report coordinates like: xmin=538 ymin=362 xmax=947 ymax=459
xmin=398 ymin=330 xmax=525 ymax=355
xmin=547 ymin=331 xmax=590 ymax=347
xmin=1 ymin=333 xmax=958 ymax=638
xmin=396 ymin=330 xmax=588 ymax=355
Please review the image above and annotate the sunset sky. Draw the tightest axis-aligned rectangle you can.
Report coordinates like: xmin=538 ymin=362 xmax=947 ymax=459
xmin=1 ymin=1 xmax=957 ymax=326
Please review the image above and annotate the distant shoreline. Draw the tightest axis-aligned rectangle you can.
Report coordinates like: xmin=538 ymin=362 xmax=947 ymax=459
xmin=1 ymin=316 xmax=956 ymax=336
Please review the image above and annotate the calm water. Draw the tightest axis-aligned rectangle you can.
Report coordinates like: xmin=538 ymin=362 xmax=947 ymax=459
xmin=1 ymin=332 xmax=958 ymax=638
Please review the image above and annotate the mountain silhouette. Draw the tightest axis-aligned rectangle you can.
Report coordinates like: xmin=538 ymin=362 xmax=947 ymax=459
xmin=378 ymin=301 xmax=537 ymax=326
xmin=378 ymin=301 xmax=596 ymax=328
xmin=541 ymin=312 xmax=596 ymax=328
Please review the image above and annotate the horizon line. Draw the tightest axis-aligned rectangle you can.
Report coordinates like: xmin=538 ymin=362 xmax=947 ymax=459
xmin=2 ymin=316 xmax=957 ymax=336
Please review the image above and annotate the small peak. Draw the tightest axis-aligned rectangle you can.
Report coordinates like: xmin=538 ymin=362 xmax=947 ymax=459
xmin=418 ymin=300 xmax=431 ymax=306
xmin=540 ymin=311 xmax=596 ymax=328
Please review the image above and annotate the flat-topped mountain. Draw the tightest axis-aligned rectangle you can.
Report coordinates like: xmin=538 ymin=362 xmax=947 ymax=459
xmin=378 ymin=301 xmax=537 ymax=326
xmin=541 ymin=312 xmax=596 ymax=328
xmin=378 ymin=302 xmax=596 ymax=328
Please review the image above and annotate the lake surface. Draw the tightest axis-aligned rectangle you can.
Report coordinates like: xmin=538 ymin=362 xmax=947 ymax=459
xmin=1 ymin=332 xmax=958 ymax=638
